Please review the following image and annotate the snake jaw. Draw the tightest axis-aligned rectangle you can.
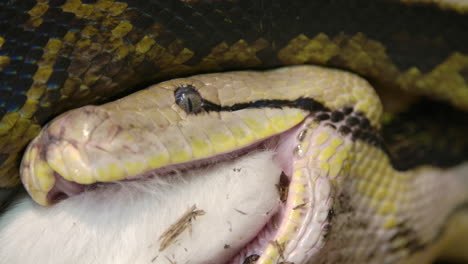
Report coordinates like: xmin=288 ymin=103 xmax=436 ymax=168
xmin=20 ymin=136 xmax=55 ymax=206
xmin=20 ymin=107 xmax=308 ymax=207
xmin=20 ymin=106 xmax=110 ymax=205
xmin=20 ymin=107 xmax=307 ymax=206
xmin=20 ymin=133 xmax=86 ymax=206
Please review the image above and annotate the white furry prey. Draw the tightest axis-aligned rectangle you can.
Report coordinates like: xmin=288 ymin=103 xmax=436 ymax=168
xmin=0 ymin=151 xmax=281 ymax=264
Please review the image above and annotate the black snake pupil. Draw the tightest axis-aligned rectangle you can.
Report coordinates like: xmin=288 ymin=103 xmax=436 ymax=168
xmin=174 ymin=85 xmax=203 ymax=114
xmin=187 ymin=97 xmax=193 ymax=112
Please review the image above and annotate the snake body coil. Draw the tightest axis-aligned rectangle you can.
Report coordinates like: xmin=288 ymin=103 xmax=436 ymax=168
xmin=0 ymin=0 xmax=468 ymax=263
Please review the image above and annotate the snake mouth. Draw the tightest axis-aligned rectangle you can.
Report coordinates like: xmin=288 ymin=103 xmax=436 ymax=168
xmin=21 ymin=113 xmax=332 ymax=263
xmin=20 ymin=101 xmax=309 ymax=207
xmin=45 ymin=135 xmax=275 ymax=204
xmin=28 ymin=121 xmax=288 ymax=205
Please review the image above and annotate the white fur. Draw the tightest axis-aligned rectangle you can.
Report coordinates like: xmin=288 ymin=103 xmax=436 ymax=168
xmin=0 ymin=151 xmax=281 ymax=264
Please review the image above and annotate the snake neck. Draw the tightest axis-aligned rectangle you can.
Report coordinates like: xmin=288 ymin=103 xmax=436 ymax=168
xmin=234 ymin=108 xmax=468 ymax=264
xmin=289 ymin=118 xmax=468 ymax=264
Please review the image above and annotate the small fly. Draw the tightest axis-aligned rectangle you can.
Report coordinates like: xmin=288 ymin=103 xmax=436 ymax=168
xmin=158 ymin=204 xmax=206 ymax=251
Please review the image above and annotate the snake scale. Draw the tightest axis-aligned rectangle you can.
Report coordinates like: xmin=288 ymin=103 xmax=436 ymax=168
xmin=1 ymin=0 xmax=468 ymax=263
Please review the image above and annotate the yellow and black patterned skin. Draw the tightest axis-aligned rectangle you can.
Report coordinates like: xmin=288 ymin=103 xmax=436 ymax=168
xmin=0 ymin=0 xmax=467 ymax=190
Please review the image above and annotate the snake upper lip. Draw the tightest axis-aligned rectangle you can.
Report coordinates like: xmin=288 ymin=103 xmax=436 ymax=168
xmin=45 ymin=137 xmax=273 ymax=204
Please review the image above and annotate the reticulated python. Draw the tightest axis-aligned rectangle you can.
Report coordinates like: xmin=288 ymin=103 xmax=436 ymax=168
xmin=0 ymin=0 xmax=468 ymax=264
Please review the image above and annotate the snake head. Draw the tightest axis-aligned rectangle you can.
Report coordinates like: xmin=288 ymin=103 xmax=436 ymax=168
xmin=18 ymin=66 xmax=387 ymax=263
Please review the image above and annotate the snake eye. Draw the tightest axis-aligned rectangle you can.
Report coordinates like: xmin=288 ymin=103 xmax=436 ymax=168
xmin=174 ymin=85 xmax=203 ymax=114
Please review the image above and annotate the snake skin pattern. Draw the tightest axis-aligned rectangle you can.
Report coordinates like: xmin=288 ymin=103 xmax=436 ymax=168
xmin=1 ymin=1 xmax=468 ymax=263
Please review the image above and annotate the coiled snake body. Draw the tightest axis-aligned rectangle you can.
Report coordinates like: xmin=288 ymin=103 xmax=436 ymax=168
xmin=0 ymin=0 xmax=468 ymax=263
